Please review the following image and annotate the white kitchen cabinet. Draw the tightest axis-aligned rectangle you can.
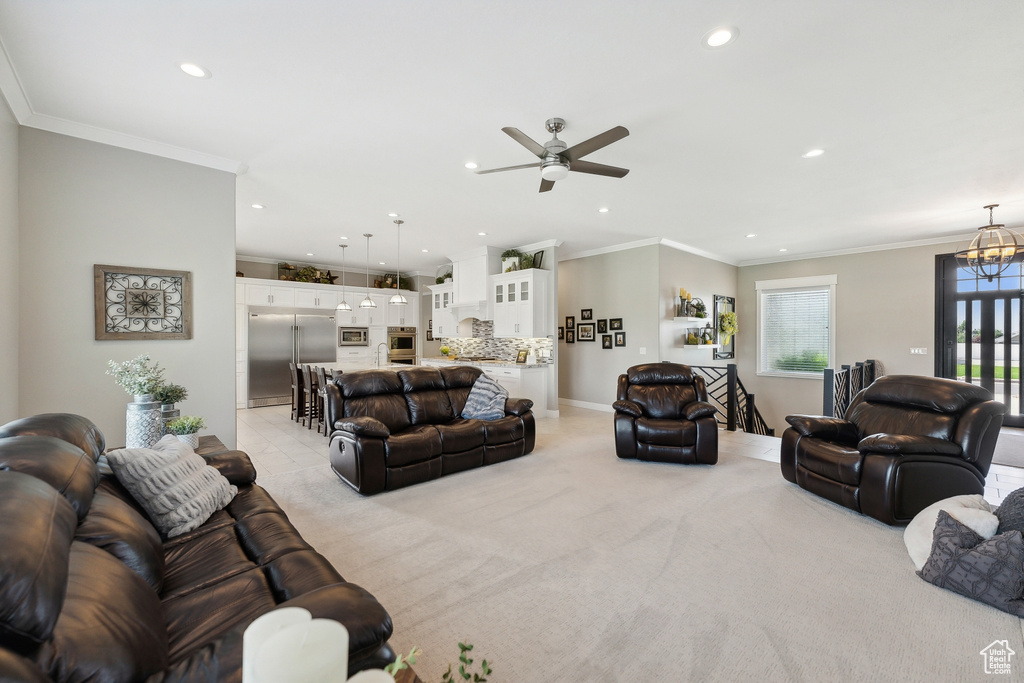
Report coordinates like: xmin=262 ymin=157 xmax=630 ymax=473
xmin=245 ymin=284 xmax=296 ymax=307
xmin=294 ymin=287 xmax=337 ymax=309
xmin=335 ymin=348 xmax=374 ymax=373
xmin=482 ymin=366 xmax=520 ymax=398
xmin=490 ymin=269 xmax=552 ymax=338
xmin=386 ymin=295 xmax=418 ymax=327
xmin=429 ymin=283 xmax=457 ymax=338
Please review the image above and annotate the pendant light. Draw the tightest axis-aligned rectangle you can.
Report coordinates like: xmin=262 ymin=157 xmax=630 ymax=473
xmin=955 ymin=204 xmax=1022 ymax=282
xmin=359 ymin=233 xmax=377 ymax=309
xmin=335 ymin=244 xmax=352 ymax=313
xmin=389 ymin=219 xmax=408 ymax=305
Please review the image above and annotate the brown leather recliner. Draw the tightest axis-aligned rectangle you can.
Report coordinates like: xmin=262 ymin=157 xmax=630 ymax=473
xmin=613 ymin=363 xmax=719 ymax=465
xmin=781 ymin=375 xmax=1006 ymax=526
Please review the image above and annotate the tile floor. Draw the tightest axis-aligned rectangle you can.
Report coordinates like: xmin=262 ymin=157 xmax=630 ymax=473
xmin=236 ymin=403 xmax=1023 ymax=506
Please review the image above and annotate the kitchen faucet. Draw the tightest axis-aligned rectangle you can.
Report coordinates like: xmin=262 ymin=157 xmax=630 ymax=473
xmin=376 ymin=342 xmax=390 ymax=368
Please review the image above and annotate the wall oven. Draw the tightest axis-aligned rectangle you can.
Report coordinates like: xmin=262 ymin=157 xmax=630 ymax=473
xmin=338 ymin=327 xmax=369 ymax=346
xmin=388 ymin=326 xmax=417 ymax=362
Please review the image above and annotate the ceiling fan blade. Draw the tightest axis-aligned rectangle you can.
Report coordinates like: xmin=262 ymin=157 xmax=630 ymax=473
xmin=539 ymin=178 xmax=555 ymax=193
xmin=569 ymin=159 xmax=630 ymax=178
xmin=562 ymin=126 xmax=629 ymax=162
xmin=474 ymin=162 xmax=541 ymax=175
xmin=502 ymin=127 xmax=548 ymax=158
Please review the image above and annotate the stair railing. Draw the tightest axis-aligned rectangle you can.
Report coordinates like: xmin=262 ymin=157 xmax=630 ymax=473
xmin=689 ymin=363 xmax=775 ymax=437
xmin=823 ymin=359 xmax=882 ymax=418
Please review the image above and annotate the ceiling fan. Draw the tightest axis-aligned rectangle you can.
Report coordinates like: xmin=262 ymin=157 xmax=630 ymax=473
xmin=475 ymin=118 xmax=629 ymax=193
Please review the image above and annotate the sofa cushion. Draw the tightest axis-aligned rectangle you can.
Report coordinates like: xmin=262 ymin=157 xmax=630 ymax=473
xmin=995 ymin=487 xmax=1024 ymax=535
xmin=436 ymin=419 xmax=486 ymax=453
xmin=482 ymin=415 xmax=525 ymax=445
xmin=918 ymin=510 xmax=1024 ymax=617
xmin=0 ymin=413 xmax=105 ymax=460
xmin=106 ymin=435 xmax=237 ymax=538
xmin=440 ymin=366 xmax=484 ymax=415
xmin=345 ymin=394 xmax=412 ymax=434
xmin=462 ymin=375 xmax=509 ymax=421
xmin=797 ymin=438 xmax=863 ymax=486
xmin=636 ymin=417 xmax=696 ymax=447
xmin=864 ymin=374 xmax=993 ymax=414
xmin=846 ymin=401 xmax=957 ymax=442
xmin=0 ymin=472 xmax=77 ymax=645
xmin=37 ymin=541 xmax=168 ymax=683
xmin=384 ymin=425 xmax=442 ymax=468
xmin=627 ymin=384 xmax=698 ymax=420
xmin=401 ymin=368 xmax=456 ymax=424
xmin=75 ymin=490 xmax=165 ymax=592
xmin=904 ymin=494 xmax=997 ymax=571
xmin=0 ymin=435 xmax=99 ymax=520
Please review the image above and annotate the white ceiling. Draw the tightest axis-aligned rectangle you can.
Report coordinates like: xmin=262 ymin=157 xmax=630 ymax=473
xmin=2 ymin=1 xmax=1023 ymax=274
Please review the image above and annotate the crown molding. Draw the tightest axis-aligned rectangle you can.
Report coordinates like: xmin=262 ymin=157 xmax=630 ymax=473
xmin=737 ymin=233 xmax=964 ymax=267
xmin=559 ymin=237 xmax=736 ymax=266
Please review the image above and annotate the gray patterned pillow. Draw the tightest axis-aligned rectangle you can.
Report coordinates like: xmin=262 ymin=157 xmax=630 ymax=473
xmin=462 ymin=375 xmax=509 ymax=421
xmin=106 ymin=435 xmax=237 ymax=538
xmin=918 ymin=510 xmax=1024 ymax=617
xmin=996 ymin=487 xmax=1024 ymax=535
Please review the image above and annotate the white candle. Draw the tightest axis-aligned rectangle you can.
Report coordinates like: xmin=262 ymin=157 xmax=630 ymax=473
xmin=243 ymin=608 xmax=312 ymax=683
xmin=255 ymin=618 xmax=349 ymax=683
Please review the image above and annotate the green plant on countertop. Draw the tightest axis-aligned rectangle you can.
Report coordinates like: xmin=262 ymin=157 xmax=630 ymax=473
xmin=442 ymin=642 xmax=492 ymax=683
xmin=166 ymin=416 xmax=206 ymax=435
xmin=106 ymin=354 xmax=166 ymax=397
xmin=440 ymin=345 xmax=450 ymax=356
xmin=384 ymin=646 xmax=423 ymax=676
xmin=154 ymin=383 xmax=188 ymax=405
xmin=718 ymin=311 xmax=737 ymax=344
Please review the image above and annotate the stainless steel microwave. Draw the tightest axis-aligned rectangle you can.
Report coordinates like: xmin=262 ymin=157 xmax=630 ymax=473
xmin=338 ymin=327 xmax=369 ymax=346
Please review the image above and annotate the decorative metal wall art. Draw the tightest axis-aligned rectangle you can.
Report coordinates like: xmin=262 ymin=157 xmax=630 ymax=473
xmin=94 ymin=264 xmax=193 ymax=340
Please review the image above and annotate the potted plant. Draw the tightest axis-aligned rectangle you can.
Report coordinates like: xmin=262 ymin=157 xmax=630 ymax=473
xmin=435 ymin=270 xmax=453 ymax=285
xmin=718 ymin=311 xmax=737 ymax=345
xmin=166 ymin=416 xmax=206 ymax=450
xmin=155 ymin=382 xmax=188 ymax=435
xmin=440 ymin=345 xmax=450 ymax=357
xmin=106 ymin=354 xmax=165 ymax=401
xmin=501 ymin=249 xmax=525 ymax=272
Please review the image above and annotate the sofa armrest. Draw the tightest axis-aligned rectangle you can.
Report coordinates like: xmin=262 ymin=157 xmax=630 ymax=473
xmin=335 ymin=416 xmax=390 ymax=439
xmin=684 ymin=401 xmax=717 ymax=421
xmin=0 ymin=649 xmax=51 ymax=683
xmin=785 ymin=415 xmax=859 ymax=444
xmin=858 ymin=433 xmax=963 ymax=457
xmin=613 ymin=399 xmax=643 ymax=418
xmin=201 ymin=450 xmax=257 ymax=486
xmin=504 ymin=398 xmax=534 ymax=416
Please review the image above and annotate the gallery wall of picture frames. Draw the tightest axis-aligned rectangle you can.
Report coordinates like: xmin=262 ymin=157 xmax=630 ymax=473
xmin=561 ymin=309 xmax=625 ymax=348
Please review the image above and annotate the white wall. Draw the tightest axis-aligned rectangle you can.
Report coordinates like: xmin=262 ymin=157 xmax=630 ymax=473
xmin=0 ymin=97 xmax=17 ymax=423
xmin=736 ymin=243 xmax=951 ymax=432
xmin=18 ymin=129 xmax=237 ymax=447
xmin=658 ymin=246 xmax=738 ymax=365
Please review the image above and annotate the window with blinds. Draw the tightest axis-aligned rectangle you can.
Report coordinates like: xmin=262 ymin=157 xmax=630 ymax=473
xmin=756 ymin=275 xmax=836 ymax=377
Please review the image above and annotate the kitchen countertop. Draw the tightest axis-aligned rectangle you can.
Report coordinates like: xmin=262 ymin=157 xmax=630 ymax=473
xmin=420 ymin=356 xmax=549 ymax=369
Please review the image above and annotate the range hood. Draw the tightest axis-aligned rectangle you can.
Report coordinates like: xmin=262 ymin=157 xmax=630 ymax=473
xmin=447 ymin=246 xmax=501 ymax=321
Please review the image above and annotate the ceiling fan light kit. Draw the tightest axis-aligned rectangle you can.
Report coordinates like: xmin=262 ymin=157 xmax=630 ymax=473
xmin=955 ymin=204 xmax=1022 ymax=282
xmin=475 ymin=117 xmax=629 ymax=192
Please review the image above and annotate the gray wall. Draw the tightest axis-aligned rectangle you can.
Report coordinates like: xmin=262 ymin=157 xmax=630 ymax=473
xmin=18 ymin=129 xmax=237 ymax=446
xmin=558 ymin=245 xmax=660 ymax=406
xmin=736 ymin=242 xmax=952 ymax=432
xmin=0 ymin=98 xmax=17 ymax=423
xmin=658 ymin=246 xmax=738 ymax=364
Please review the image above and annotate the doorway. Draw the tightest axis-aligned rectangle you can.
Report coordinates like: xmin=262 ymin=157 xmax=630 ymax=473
xmin=936 ymin=254 xmax=1023 ymax=427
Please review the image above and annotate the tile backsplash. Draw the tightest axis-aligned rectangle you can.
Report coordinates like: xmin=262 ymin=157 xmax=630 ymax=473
xmin=437 ymin=319 xmax=553 ymax=363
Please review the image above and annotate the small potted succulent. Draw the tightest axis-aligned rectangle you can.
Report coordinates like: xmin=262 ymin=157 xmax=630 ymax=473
xmin=166 ymin=416 xmax=206 ymax=450
xmin=440 ymin=345 xmax=451 ymax=357
xmin=155 ymin=383 xmax=189 ymax=435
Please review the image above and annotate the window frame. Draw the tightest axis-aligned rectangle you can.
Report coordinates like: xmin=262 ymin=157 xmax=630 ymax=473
xmin=755 ymin=274 xmax=837 ymax=379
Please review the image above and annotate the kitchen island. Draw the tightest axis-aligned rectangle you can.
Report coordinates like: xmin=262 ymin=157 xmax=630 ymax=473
xmin=420 ymin=357 xmax=548 ymax=414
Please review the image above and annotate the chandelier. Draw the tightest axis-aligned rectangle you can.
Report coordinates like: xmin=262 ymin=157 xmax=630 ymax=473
xmin=955 ymin=204 xmax=1022 ymax=281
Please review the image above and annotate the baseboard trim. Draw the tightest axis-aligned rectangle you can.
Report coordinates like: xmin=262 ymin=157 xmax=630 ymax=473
xmin=559 ymin=399 xmax=613 ymax=413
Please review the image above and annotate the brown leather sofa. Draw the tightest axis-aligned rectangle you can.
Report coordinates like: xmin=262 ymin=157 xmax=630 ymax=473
xmin=613 ymin=362 xmax=719 ymax=465
xmin=325 ymin=366 xmax=535 ymax=495
xmin=781 ymin=375 xmax=1005 ymax=525
xmin=0 ymin=413 xmax=395 ymax=683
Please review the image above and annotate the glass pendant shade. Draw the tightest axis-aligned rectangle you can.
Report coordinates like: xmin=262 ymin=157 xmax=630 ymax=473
xmin=955 ymin=205 xmax=1022 ymax=282
xmin=361 ymin=233 xmax=377 ymax=308
xmin=389 ymin=219 xmax=407 ymax=305
xmin=336 ymin=243 xmax=352 ymax=312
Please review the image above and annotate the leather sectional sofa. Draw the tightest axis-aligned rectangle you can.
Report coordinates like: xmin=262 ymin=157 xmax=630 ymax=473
xmin=0 ymin=413 xmax=395 ymax=683
xmin=325 ymin=366 xmax=535 ymax=495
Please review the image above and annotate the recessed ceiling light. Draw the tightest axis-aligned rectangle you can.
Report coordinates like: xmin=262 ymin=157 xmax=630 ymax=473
xmin=251 ymin=203 xmax=264 ymax=210
xmin=339 ymin=236 xmax=348 ymax=240
xmin=379 ymin=261 xmax=386 ymax=265
xmin=598 ymin=207 xmax=609 ymax=213
xmin=421 ymin=249 xmax=429 ymax=253
xmin=746 ymin=233 xmax=757 ymax=238
xmin=802 ymin=148 xmax=825 ymax=158
xmin=387 ymin=212 xmax=399 ymax=217
xmin=465 ymin=162 xmax=478 ymax=170
xmin=306 ymin=253 xmax=314 ymax=256
xmin=477 ymin=232 xmax=487 ymax=236
xmin=702 ymin=27 xmax=738 ymax=49
xmin=179 ymin=62 xmax=211 ymax=79
xmin=779 ymin=248 xmax=788 ymax=252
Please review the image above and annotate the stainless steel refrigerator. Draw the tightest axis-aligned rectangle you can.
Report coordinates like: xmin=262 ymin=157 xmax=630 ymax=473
xmin=247 ymin=313 xmax=336 ymax=408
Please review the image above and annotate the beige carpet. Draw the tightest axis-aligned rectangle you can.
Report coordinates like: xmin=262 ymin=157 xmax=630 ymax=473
xmin=259 ymin=412 xmax=1024 ymax=682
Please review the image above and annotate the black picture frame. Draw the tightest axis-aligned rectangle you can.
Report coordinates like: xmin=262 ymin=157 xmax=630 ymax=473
xmin=426 ymin=330 xmax=434 ymax=341
xmin=614 ymin=332 xmax=626 ymax=347
xmin=609 ymin=318 xmax=623 ymax=330
xmin=597 ymin=319 xmax=607 ymax=333
xmin=602 ymin=335 xmax=612 ymax=349
xmin=565 ymin=329 xmax=575 ymax=343
xmin=533 ymin=250 xmax=544 ymax=269
xmin=516 ymin=349 xmax=529 ymax=364
xmin=558 ymin=326 xmax=564 ymax=340
xmin=577 ymin=322 xmax=596 ymax=341
xmin=581 ymin=308 xmax=593 ymax=320
xmin=714 ymin=294 xmax=736 ymax=360
xmin=566 ymin=315 xmax=575 ymax=329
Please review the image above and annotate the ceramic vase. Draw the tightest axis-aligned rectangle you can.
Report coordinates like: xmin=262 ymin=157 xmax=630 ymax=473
xmin=176 ymin=433 xmax=200 ymax=450
xmin=126 ymin=394 xmax=162 ymax=448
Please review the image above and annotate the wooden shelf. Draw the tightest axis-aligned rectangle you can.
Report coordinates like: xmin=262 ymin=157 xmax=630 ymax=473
xmin=673 ymin=316 xmax=712 ymax=323
xmin=683 ymin=344 xmax=721 ymax=350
